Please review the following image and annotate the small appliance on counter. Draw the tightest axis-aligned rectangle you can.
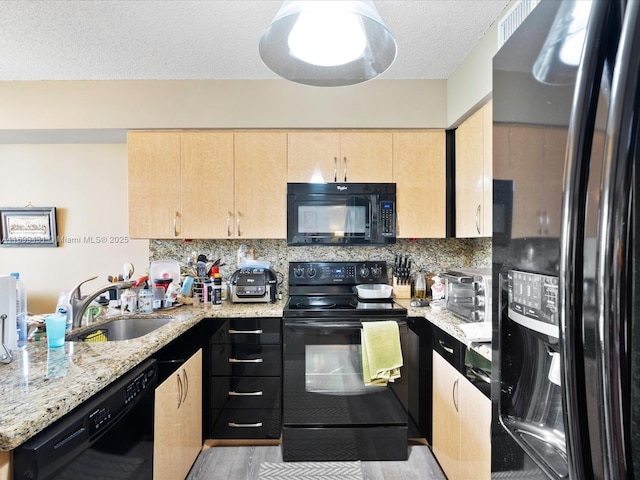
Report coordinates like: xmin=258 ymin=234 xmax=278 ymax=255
xmin=440 ymin=268 xmax=492 ymax=323
xmin=228 ymin=267 xmax=278 ymax=303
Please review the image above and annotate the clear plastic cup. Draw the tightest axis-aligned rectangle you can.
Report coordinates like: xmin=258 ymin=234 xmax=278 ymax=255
xmin=44 ymin=313 xmax=67 ymax=348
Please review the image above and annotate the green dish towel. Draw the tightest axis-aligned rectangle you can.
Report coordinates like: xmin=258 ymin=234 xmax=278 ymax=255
xmin=361 ymin=321 xmax=403 ymax=386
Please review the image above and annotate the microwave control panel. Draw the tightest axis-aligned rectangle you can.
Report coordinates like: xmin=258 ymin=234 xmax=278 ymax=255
xmin=379 ymin=201 xmax=396 ymax=236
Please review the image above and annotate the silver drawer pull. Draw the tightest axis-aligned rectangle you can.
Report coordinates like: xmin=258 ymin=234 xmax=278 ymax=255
xmin=228 ymin=329 xmax=263 ymax=334
xmin=439 ymin=340 xmax=454 ymax=355
xmin=228 ymin=358 xmax=264 ymax=363
xmin=228 ymin=422 xmax=263 ymax=428
xmin=228 ymin=390 xmax=263 ymax=396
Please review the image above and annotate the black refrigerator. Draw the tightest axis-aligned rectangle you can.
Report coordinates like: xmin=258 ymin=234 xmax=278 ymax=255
xmin=492 ymin=0 xmax=640 ymax=478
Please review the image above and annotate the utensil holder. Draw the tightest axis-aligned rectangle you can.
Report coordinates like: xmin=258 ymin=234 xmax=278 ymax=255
xmin=392 ymin=277 xmax=411 ymax=299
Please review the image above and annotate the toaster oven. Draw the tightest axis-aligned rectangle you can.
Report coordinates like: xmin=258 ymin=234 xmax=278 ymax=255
xmin=441 ymin=269 xmax=492 ymax=323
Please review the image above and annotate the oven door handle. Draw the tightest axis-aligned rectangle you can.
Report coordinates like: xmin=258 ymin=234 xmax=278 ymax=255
xmin=285 ymin=320 xmax=407 ymax=333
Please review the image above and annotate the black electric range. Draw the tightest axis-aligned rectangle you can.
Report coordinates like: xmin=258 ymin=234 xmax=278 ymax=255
xmin=281 ymin=260 xmax=409 ymax=462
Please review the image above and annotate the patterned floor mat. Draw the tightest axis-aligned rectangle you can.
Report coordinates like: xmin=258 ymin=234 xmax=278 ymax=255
xmin=258 ymin=461 xmax=363 ymax=480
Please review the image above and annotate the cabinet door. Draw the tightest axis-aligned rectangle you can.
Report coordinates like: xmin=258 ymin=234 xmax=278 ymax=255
xmin=288 ymin=131 xmax=341 ymax=182
xmin=128 ymin=131 xmax=181 ymax=239
xmin=456 ymin=107 xmax=486 ymax=237
xmin=482 ymin=101 xmax=493 ymax=236
xmin=393 ymin=131 xmax=446 ymax=238
xmin=340 ymin=131 xmax=393 ymax=182
xmin=234 ymin=132 xmax=287 ymax=238
xmin=432 ymin=351 xmax=461 ymax=480
xmin=459 ymin=375 xmax=491 ymax=480
xmin=181 ymin=131 xmax=234 ymax=238
xmin=154 ymin=349 xmax=202 ymax=480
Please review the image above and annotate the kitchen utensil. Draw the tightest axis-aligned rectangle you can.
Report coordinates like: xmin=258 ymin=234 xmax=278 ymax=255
xmin=123 ymin=262 xmax=134 ymax=281
xmin=410 ymin=299 xmax=430 ymax=307
xmin=355 ymin=283 xmax=393 ymax=299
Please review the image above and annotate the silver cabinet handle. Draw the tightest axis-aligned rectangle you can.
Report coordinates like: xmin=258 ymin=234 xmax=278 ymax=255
xmin=475 ymin=204 xmax=481 ymax=234
xmin=229 ymin=329 xmax=263 ymax=335
xmin=227 ymin=212 xmax=232 ymax=237
xmin=237 ymin=212 xmax=241 ymax=237
xmin=173 ymin=211 xmax=179 ymax=237
xmin=343 ymin=156 xmax=347 ymax=182
xmin=228 ymin=422 xmax=263 ymax=428
xmin=333 ymin=156 xmax=338 ymax=182
xmin=228 ymin=390 xmax=263 ymax=396
xmin=438 ymin=340 xmax=454 ymax=355
xmin=182 ymin=367 xmax=188 ymax=404
xmin=176 ymin=372 xmax=183 ymax=409
xmin=228 ymin=358 xmax=263 ymax=363
xmin=452 ymin=378 xmax=459 ymax=413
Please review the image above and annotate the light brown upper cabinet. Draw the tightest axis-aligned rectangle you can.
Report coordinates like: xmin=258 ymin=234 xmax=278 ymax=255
xmin=287 ymin=131 xmax=393 ymax=183
xmin=393 ymin=131 xmax=446 ymax=238
xmin=128 ymin=130 xmax=287 ymax=239
xmin=455 ymin=101 xmax=493 ymax=237
xmin=234 ymin=131 xmax=288 ymax=239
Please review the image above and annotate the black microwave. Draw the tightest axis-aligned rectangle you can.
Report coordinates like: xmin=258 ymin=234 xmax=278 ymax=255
xmin=287 ymin=182 xmax=397 ymax=246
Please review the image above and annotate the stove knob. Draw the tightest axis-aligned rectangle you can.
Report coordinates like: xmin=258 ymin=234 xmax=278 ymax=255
xmin=293 ymin=266 xmax=305 ymax=278
xmin=359 ymin=266 xmax=370 ymax=278
xmin=371 ymin=265 xmax=383 ymax=278
xmin=307 ymin=267 xmax=317 ymax=278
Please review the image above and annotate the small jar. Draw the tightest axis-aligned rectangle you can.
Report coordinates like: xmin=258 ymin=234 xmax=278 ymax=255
xmin=138 ymin=290 xmax=153 ymax=314
xmin=431 ymin=275 xmax=445 ymax=300
xmin=121 ymin=289 xmax=137 ymax=314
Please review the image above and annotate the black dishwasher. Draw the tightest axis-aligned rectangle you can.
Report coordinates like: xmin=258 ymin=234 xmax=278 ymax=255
xmin=13 ymin=359 xmax=158 ymax=480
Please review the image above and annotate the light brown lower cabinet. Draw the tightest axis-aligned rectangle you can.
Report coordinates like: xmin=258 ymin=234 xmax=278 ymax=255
xmin=154 ymin=349 xmax=203 ymax=480
xmin=432 ymin=351 xmax=491 ymax=479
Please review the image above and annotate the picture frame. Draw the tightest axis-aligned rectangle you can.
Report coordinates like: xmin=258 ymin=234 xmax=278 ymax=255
xmin=0 ymin=207 xmax=58 ymax=247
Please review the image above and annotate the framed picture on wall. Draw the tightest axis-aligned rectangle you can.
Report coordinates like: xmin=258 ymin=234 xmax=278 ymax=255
xmin=0 ymin=207 xmax=58 ymax=247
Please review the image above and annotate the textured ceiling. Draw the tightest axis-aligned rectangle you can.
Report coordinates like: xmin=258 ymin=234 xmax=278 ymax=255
xmin=0 ymin=0 xmax=510 ymax=81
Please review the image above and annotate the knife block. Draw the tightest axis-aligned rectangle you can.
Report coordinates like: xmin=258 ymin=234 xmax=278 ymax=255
xmin=392 ymin=276 xmax=411 ymax=299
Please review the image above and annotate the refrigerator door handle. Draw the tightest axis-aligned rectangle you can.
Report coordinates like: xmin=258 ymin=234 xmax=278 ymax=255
xmin=558 ymin=1 xmax=616 ymax=478
xmin=596 ymin=2 xmax=640 ymax=478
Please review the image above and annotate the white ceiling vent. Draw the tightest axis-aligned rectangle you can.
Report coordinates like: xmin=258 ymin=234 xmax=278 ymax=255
xmin=498 ymin=0 xmax=541 ymax=48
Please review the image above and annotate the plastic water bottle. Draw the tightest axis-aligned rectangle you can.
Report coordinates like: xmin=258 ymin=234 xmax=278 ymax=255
xmin=10 ymin=273 xmax=27 ymax=347
xmin=56 ymin=290 xmax=72 ymax=330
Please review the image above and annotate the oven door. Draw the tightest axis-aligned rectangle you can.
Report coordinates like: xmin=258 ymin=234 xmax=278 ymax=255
xmin=283 ymin=319 xmax=408 ymax=427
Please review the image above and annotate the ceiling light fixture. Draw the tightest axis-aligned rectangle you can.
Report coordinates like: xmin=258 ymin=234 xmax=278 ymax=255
xmin=259 ymin=1 xmax=397 ymax=87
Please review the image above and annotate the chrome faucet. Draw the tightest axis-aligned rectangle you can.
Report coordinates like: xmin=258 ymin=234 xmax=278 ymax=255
xmin=69 ymin=276 xmax=135 ymax=328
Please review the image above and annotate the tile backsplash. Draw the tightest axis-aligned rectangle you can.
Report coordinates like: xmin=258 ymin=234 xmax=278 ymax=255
xmin=150 ymin=238 xmax=491 ymax=290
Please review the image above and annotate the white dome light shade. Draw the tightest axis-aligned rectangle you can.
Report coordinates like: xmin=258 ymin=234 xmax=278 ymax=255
xmin=259 ymin=1 xmax=397 ymax=87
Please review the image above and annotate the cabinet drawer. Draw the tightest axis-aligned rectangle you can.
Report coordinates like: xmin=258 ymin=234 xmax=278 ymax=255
xmin=210 ymin=344 xmax=282 ymax=376
xmin=211 ymin=376 xmax=281 ymax=410
xmin=209 ymin=318 xmax=281 ymax=345
xmin=210 ymin=408 xmax=281 ymax=439
xmin=432 ymin=327 xmax=464 ymax=372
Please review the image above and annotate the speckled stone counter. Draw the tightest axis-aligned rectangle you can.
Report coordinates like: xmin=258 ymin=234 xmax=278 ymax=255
xmin=1 ymin=295 xmax=489 ymax=452
xmin=403 ymin=302 xmax=492 ymax=361
xmin=0 ymin=300 xmax=285 ymax=451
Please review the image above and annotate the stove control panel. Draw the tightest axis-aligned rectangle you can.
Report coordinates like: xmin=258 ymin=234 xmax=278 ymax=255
xmin=289 ymin=261 xmax=388 ymax=285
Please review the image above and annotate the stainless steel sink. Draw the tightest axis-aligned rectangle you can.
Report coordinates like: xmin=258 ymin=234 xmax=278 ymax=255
xmin=67 ymin=317 xmax=173 ymax=342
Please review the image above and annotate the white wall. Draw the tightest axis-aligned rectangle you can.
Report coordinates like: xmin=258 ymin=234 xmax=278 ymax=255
xmin=0 ymin=144 xmax=149 ymax=313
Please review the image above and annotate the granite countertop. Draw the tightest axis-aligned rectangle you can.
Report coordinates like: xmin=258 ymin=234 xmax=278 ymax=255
xmin=401 ymin=300 xmax=492 ymax=361
xmin=1 ymin=296 xmax=489 ymax=452
xmin=0 ymin=300 xmax=284 ymax=451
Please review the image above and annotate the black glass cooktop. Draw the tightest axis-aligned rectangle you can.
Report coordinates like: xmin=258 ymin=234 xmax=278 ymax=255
xmin=284 ymin=295 xmax=407 ymax=318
